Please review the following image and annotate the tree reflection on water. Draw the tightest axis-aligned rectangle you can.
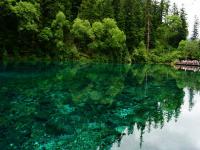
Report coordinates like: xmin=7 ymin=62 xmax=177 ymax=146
xmin=0 ymin=62 xmax=199 ymax=150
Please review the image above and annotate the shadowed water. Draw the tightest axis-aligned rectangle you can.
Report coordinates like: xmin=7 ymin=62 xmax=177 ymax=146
xmin=0 ymin=61 xmax=200 ymax=150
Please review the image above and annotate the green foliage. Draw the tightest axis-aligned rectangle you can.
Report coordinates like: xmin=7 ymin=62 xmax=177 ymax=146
xmin=102 ymin=18 xmax=118 ymax=29
xmin=78 ymin=0 xmax=114 ymax=21
xmin=52 ymin=11 xmax=69 ymax=29
xmin=178 ymin=40 xmax=200 ymax=59
xmin=51 ymin=11 xmax=70 ymax=55
xmin=38 ymin=27 xmax=53 ymax=42
xmin=71 ymin=18 xmax=92 ymax=40
xmin=91 ymin=22 xmax=104 ymax=39
xmin=2 ymin=49 xmax=9 ymax=60
xmin=11 ymin=1 xmax=40 ymax=32
xmin=108 ymin=28 xmax=126 ymax=48
xmin=157 ymin=15 xmax=184 ymax=48
xmin=0 ymin=0 xmax=191 ymax=63
xmin=40 ymin=0 xmax=72 ymax=22
xmin=132 ymin=40 xmax=184 ymax=64
xmin=132 ymin=42 xmax=148 ymax=63
xmin=178 ymin=40 xmax=188 ymax=51
xmin=71 ymin=18 xmax=127 ymax=62
xmin=91 ymin=18 xmax=127 ymax=62
xmin=166 ymin=15 xmax=182 ymax=30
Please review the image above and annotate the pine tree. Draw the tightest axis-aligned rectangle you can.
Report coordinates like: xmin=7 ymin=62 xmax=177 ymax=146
xmin=163 ymin=0 xmax=170 ymax=18
xmin=70 ymin=0 xmax=82 ymax=20
xmin=79 ymin=0 xmax=114 ymax=21
xmin=172 ymin=3 xmax=179 ymax=15
xmin=191 ymin=16 xmax=199 ymax=40
xmin=151 ymin=0 xmax=164 ymax=48
xmin=159 ymin=0 xmax=165 ymax=24
xmin=113 ymin=0 xmax=121 ymax=20
xmin=40 ymin=0 xmax=72 ymax=23
xmin=113 ymin=0 xmax=125 ymax=30
xmin=124 ymin=0 xmax=144 ymax=51
xmin=179 ymin=6 xmax=188 ymax=40
xmin=158 ymin=0 xmax=169 ymax=23
xmin=101 ymin=0 xmax=114 ymax=19
xmin=78 ymin=0 xmax=95 ymax=21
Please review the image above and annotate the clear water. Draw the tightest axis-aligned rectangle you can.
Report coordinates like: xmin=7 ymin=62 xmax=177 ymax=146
xmin=0 ymin=61 xmax=200 ymax=150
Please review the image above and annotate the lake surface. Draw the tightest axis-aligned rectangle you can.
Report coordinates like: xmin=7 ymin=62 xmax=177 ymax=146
xmin=0 ymin=61 xmax=200 ymax=150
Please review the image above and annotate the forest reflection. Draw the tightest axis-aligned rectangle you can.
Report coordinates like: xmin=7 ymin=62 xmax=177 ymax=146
xmin=0 ymin=62 xmax=199 ymax=150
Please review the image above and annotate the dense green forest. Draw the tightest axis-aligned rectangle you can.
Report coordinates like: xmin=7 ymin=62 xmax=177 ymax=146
xmin=0 ymin=0 xmax=200 ymax=63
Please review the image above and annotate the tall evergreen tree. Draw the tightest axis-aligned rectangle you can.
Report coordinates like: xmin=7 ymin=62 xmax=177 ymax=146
xmin=163 ymin=0 xmax=170 ymax=18
xmin=40 ymin=0 xmax=72 ymax=24
xmin=71 ymin=0 xmax=82 ymax=20
xmin=102 ymin=0 xmax=114 ymax=19
xmin=158 ymin=0 xmax=169 ymax=23
xmin=124 ymin=0 xmax=144 ymax=51
xmin=113 ymin=0 xmax=125 ymax=30
xmin=151 ymin=0 xmax=164 ymax=48
xmin=179 ymin=6 xmax=188 ymax=40
xmin=191 ymin=16 xmax=199 ymax=40
xmin=171 ymin=3 xmax=179 ymax=15
xmin=159 ymin=0 xmax=165 ymax=24
xmin=78 ymin=0 xmax=95 ymax=21
xmin=79 ymin=0 xmax=114 ymax=21
xmin=113 ymin=0 xmax=121 ymax=21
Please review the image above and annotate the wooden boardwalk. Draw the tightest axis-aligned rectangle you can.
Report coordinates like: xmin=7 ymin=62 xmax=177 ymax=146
xmin=176 ymin=60 xmax=200 ymax=66
xmin=175 ymin=65 xmax=200 ymax=72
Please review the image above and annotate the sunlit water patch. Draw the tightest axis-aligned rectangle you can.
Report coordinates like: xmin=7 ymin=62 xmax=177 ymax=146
xmin=0 ymin=62 xmax=200 ymax=150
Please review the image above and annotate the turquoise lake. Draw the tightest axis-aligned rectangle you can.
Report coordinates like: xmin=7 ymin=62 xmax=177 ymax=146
xmin=0 ymin=61 xmax=200 ymax=150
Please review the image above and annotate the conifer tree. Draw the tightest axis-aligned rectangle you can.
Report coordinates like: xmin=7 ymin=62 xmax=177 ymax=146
xmin=113 ymin=0 xmax=125 ymax=30
xmin=124 ymin=0 xmax=144 ymax=51
xmin=78 ymin=0 xmax=95 ymax=21
xmin=179 ymin=6 xmax=188 ymax=40
xmin=71 ymin=0 xmax=82 ymax=20
xmin=172 ymin=3 xmax=179 ymax=15
xmin=191 ymin=16 xmax=199 ymax=40
xmin=102 ymin=0 xmax=114 ymax=19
